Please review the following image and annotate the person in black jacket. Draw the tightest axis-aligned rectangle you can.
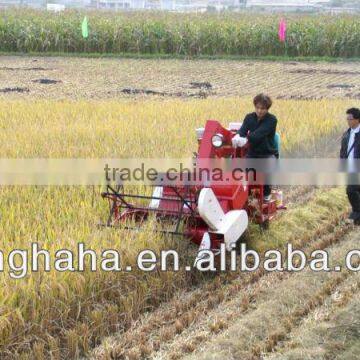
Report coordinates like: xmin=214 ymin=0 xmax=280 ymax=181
xmin=232 ymin=94 xmax=278 ymax=201
xmin=340 ymin=108 xmax=360 ymax=225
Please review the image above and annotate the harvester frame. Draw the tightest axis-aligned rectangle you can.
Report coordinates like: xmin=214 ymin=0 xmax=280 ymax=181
xmin=101 ymin=120 xmax=285 ymax=257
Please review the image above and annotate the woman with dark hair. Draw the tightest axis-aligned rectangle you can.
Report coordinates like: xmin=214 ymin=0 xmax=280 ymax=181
xmin=232 ymin=94 xmax=278 ymax=201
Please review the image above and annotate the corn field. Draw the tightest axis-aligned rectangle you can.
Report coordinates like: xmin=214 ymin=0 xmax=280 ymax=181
xmin=0 ymin=9 xmax=359 ymax=57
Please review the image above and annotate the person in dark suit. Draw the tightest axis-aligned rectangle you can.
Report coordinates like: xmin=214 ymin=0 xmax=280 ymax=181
xmin=232 ymin=94 xmax=278 ymax=202
xmin=340 ymin=108 xmax=360 ymax=225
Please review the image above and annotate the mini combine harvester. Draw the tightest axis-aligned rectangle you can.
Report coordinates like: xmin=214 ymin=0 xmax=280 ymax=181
xmin=101 ymin=120 xmax=285 ymax=259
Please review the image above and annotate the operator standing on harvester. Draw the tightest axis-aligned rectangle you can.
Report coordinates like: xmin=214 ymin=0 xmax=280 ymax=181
xmin=232 ymin=94 xmax=279 ymax=202
xmin=101 ymin=92 xmax=285 ymax=258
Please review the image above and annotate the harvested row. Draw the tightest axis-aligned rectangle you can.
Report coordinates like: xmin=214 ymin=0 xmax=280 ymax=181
xmin=181 ymin=231 xmax=360 ymax=360
xmin=266 ymin=275 xmax=360 ymax=359
xmin=90 ymin=188 xmax=351 ymax=359
xmin=1 ymin=57 xmax=360 ymax=101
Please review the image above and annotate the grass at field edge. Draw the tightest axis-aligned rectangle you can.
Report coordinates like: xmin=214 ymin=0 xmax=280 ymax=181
xmin=1 ymin=51 xmax=360 ymax=63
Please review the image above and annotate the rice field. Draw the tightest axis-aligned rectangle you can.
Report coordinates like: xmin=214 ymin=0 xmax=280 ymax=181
xmin=0 ymin=54 xmax=358 ymax=359
xmin=0 ymin=94 xmax=354 ymax=358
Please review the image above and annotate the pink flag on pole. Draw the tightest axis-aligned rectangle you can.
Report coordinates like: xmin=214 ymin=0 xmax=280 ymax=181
xmin=278 ymin=18 xmax=287 ymax=43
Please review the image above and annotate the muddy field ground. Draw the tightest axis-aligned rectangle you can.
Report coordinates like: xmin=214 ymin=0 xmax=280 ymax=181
xmin=1 ymin=56 xmax=360 ymax=100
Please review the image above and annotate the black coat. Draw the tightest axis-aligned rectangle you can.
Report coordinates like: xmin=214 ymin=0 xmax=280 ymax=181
xmin=238 ymin=112 xmax=278 ymax=157
xmin=340 ymin=128 xmax=360 ymax=159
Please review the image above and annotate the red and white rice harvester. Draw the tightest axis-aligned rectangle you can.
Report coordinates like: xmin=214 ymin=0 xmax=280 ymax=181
xmin=101 ymin=120 xmax=284 ymax=257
